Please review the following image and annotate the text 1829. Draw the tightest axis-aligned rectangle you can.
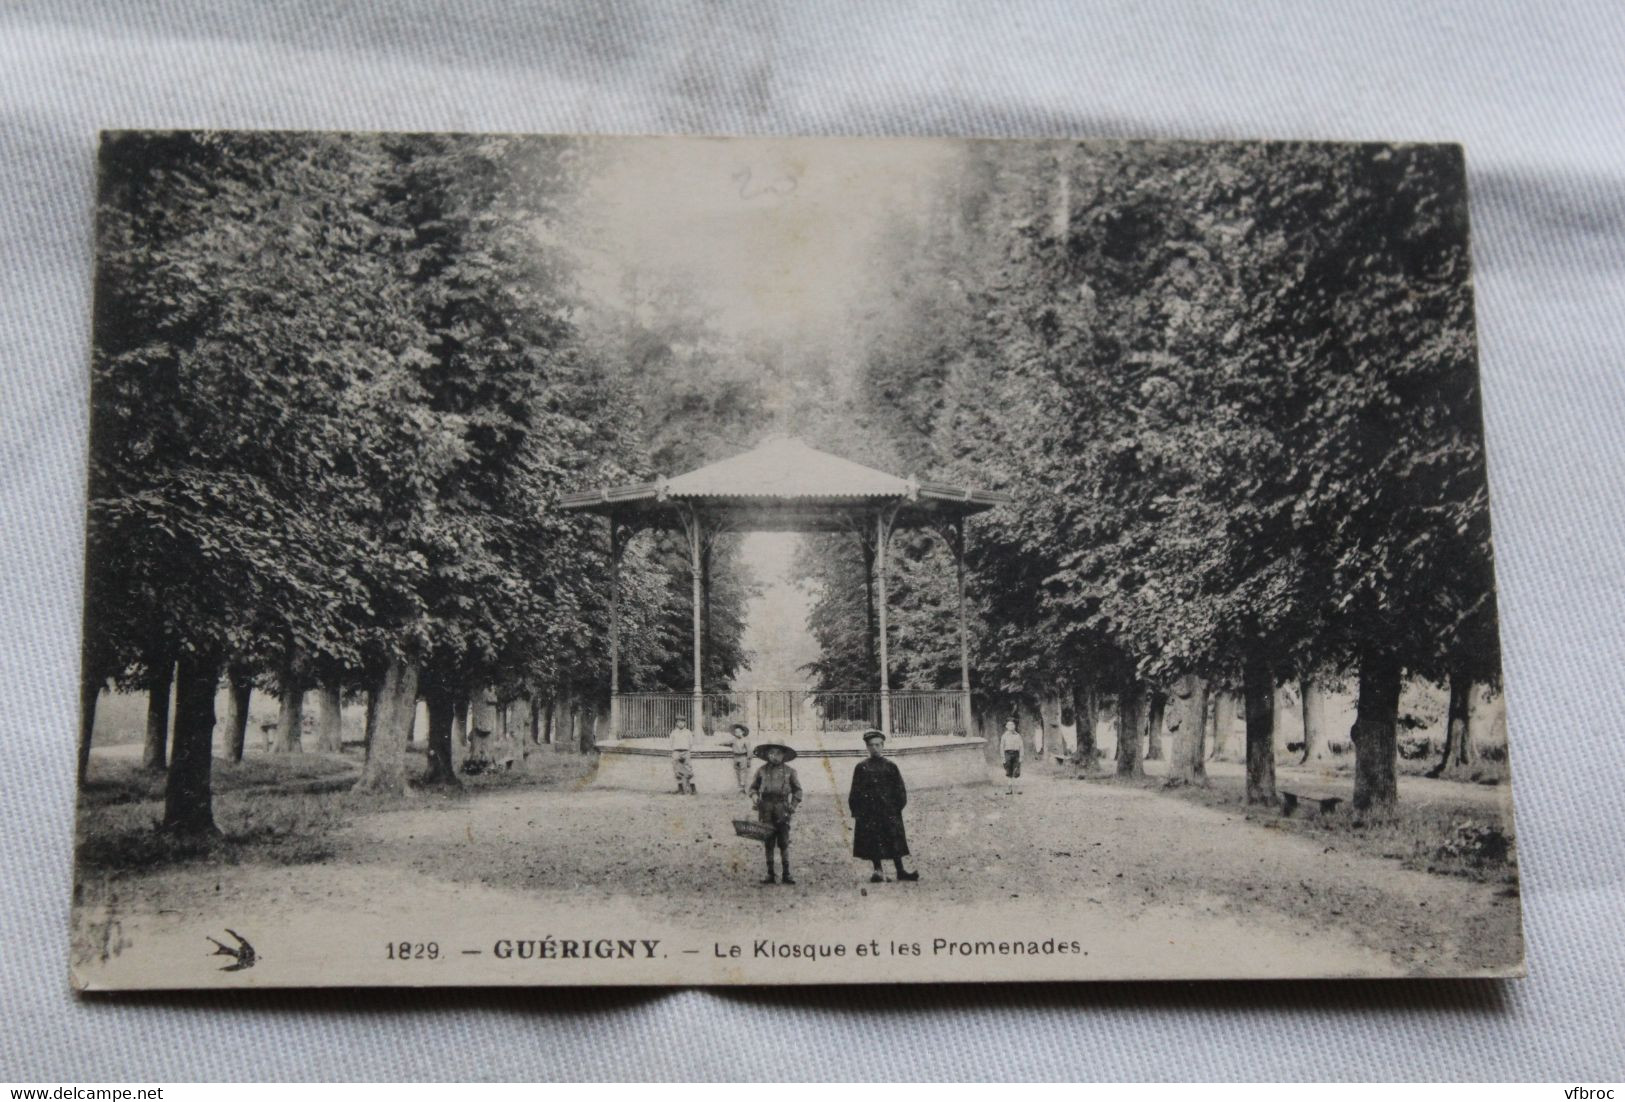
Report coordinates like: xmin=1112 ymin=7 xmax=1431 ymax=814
xmin=386 ymin=941 xmax=439 ymax=960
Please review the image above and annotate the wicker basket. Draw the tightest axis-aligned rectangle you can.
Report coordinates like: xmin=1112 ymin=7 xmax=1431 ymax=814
xmin=732 ymin=818 xmax=776 ymax=841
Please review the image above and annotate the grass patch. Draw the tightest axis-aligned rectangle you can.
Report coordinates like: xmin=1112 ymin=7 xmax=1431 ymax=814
xmin=75 ymin=748 xmax=600 ymax=873
xmin=76 ymin=791 xmax=347 ymax=872
xmin=458 ymin=751 xmax=598 ymax=789
xmin=1242 ymin=749 xmax=1510 ymax=785
xmin=1152 ymin=772 xmax=1518 ymax=883
xmin=80 ymin=754 xmax=360 ymax=808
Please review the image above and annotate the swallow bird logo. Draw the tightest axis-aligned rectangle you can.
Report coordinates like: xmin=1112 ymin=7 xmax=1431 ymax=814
xmin=206 ymin=929 xmax=257 ymax=971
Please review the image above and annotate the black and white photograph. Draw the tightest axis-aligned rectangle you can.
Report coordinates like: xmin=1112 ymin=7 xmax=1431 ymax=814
xmin=71 ymin=131 xmax=1521 ymax=989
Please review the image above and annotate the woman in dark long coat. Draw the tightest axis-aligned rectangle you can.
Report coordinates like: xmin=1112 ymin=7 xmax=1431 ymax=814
xmin=848 ymin=729 xmax=919 ymax=882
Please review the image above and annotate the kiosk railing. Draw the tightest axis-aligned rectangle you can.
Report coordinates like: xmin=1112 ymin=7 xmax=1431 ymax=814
xmin=612 ymin=690 xmax=966 ymax=739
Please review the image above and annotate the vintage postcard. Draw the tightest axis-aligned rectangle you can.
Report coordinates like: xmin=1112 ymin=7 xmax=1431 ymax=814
xmin=72 ymin=132 xmax=1522 ymax=988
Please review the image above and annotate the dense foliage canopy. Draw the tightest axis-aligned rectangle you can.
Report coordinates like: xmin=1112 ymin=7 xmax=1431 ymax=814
xmin=85 ymin=132 xmax=758 ymax=821
xmin=798 ymin=141 xmax=1499 ymax=807
xmin=84 ymin=135 xmax=1500 ymax=826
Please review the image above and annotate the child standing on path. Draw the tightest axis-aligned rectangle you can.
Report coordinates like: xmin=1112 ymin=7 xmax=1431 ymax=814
xmin=749 ymin=743 xmax=802 ymax=885
xmin=728 ymin=722 xmax=752 ymax=794
xmin=669 ymin=717 xmax=696 ymax=795
xmin=848 ymin=729 xmax=919 ymax=883
xmin=1000 ymin=719 xmax=1023 ymax=793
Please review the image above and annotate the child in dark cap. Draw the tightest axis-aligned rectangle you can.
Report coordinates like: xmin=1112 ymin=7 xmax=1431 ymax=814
xmin=848 ymin=729 xmax=919 ymax=882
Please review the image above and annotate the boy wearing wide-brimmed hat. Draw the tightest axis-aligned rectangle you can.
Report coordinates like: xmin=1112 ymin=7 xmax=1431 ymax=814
xmin=848 ymin=729 xmax=919 ymax=882
xmin=748 ymin=743 xmax=802 ymax=884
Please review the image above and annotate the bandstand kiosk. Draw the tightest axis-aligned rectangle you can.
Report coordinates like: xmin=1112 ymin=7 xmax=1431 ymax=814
xmin=558 ymin=437 xmax=1012 ymax=793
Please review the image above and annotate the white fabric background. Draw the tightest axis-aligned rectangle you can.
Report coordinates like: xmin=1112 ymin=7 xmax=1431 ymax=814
xmin=2 ymin=0 xmax=1622 ymax=1082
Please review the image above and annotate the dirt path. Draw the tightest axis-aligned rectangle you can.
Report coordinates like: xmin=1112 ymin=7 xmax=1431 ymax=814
xmin=82 ymin=765 xmax=1521 ymax=982
xmin=1067 ymin=775 xmax=1521 ymax=974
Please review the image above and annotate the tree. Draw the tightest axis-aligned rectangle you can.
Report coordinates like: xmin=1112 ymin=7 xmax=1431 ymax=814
xmin=829 ymin=141 xmax=1495 ymax=816
xmin=1428 ymin=673 xmax=1474 ymax=778
xmin=272 ymin=672 xmax=305 ymax=755
xmin=1258 ymin=144 xmax=1493 ymax=810
xmin=1243 ymin=654 xmax=1278 ymax=805
xmin=1069 ymin=683 xmax=1102 ymax=774
xmin=92 ymin=131 xmax=446 ymax=821
xmin=1144 ymin=690 xmax=1166 ymax=761
xmin=1115 ymin=681 xmax=1146 ymax=779
xmin=356 ymin=657 xmax=418 ymax=793
xmin=316 ymin=684 xmax=344 ymax=752
xmin=1299 ymin=677 xmax=1320 ymax=763
xmin=164 ymin=649 xmax=221 ymax=834
xmin=141 ymin=657 xmax=172 ymax=771
xmin=345 ymin=133 xmax=645 ymax=785
xmin=1164 ymin=673 xmax=1208 ymax=786
xmin=76 ymin=636 xmax=104 ymax=788
xmin=223 ymin=666 xmax=254 ymax=763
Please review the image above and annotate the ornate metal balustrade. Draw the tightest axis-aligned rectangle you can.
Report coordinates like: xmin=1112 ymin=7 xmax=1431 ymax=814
xmin=616 ymin=692 xmax=748 ymax=739
xmin=613 ymin=689 xmax=966 ymax=739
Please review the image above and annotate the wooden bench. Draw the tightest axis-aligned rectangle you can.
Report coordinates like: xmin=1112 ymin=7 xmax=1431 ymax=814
xmin=1280 ymin=789 xmax=1345 ymax=817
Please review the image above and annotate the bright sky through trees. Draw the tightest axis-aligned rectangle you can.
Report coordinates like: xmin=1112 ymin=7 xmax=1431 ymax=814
xmin=573 ymin=136 xmax=958 ymax=359
xmin=569 ymin=137 xmax=962 ymax=676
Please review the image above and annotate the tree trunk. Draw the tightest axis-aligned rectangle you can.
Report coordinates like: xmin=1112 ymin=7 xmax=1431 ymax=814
xmin=142 ymin=658 xmax=173 ymax=771
xmin=549 ymin=689 xmax=567 ymax=750
xmin=1451 ymin=675 xmax=1475 ymax=769
xmin=364 ymin=686 xmax=380 ymax=748
xmin=162 ymin=651 xmax=220 ymax=834
xmin=1165 ymin=674 xmax=1208 ymax=786
xmin=1034 ymin=689 xmax=1060 ymax=762
xmin=583 ymin=703 xmax=599 ymax=753
xmin=1350 ymin=650 xmax=1401 ymax=811
xmin=316 ymin=683 xmax=343 ymax=752
xmin=1070 ymin=682 xmax=1100 ymax=773
xmin=470 ymin=688 xmax=497 ymax=738
xmin=529 ymin=695 xmax=541 ymax=746
xmin=1144 ymin=690 xmax=1166 ymax=760
xmin=1300 ymin=679 xmax=1319 ymax=763
xmin=1273 ymin=686 xmax=1293 ymax=757
xmin=1115 ymin=680 xmax=1145 ymax=779
xmin=556 ymin=693 xmax=570 ymax=752
xmin=354 ymin=657 xmax=418 ymax=795
xmin=1427 ymin=672 xmax=1474 ymax=779
xmin=223 ymin=669 xmax=253 ymax=763
xmin=1243 ymin=653 xmax=1277 ymax=805
xmin=505 ymin=699 xmax=526 ymax=767
xmin=421 ymin=681 xmax=461 ymax=787
xmin=453 ymin=694 xmax=469 ymax=748
xmin=77 ymin=673 xmax=101 ymax=788
xmin=1207 ymin=692 xmax=1228 ymax=760
xmin=272 ymin=669 xmax=304 ymax=753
